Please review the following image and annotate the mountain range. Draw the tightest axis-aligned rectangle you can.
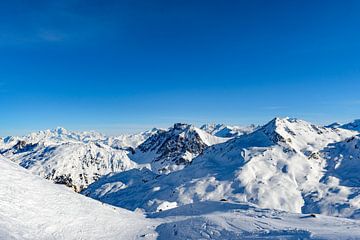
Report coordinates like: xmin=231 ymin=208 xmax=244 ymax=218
xmin=1 ymin=117 xmax=360 ymax=239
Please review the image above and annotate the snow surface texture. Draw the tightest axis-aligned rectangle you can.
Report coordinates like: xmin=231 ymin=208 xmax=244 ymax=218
xmin=2 ymin=155 xmax=360 ymax=240
xmin=200 ymin=123 xmax=257 ymax=137
xmin=0 ymin=156 xmax=157 ymax=240
xmin=151 ymin=201 xmax=360 ymax=240
xmin=84 ymin=118 xmax=360 ymax=219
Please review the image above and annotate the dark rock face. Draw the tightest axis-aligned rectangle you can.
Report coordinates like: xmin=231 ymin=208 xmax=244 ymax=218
xmin=1 ymin=140 xmax=38 ymax=155
xmin=136 ymin=123 xmax=209 ymax=173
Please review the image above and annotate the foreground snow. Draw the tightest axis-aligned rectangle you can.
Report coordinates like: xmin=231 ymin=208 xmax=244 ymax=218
xmin=1 ymin=156 xmax=360 ymax=239
xmin=153 ymin=201 xmax=360 ymax=240
xmin=0 ymin=156 xmax=156 ymax=240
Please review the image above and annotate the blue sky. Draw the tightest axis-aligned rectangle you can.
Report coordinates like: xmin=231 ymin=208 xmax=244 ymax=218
xmin=1 ymin=0 xmax=360 ymax=136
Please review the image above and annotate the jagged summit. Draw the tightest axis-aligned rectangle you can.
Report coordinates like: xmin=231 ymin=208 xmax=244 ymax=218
xmin=132 ymin=123 xmax=228 ymax=174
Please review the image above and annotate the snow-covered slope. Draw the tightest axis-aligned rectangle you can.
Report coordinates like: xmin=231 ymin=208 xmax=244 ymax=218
xmin=103 ymin=128 xmax=161 ymax=150
xmin=301 ymin=135 xmax=360 ymax=218
xmin=200 ymin=123 xmax=256 ymax=138
xmin=84 ymin=117 xmax=360 ymax=218
xmin=130 ymin=123 xmax=228 ymax=174
xmin=0 ymin=128 xmax=155 ymax=191
xmin=0 ymin=156 xmax=156 ymax=240
xmin=340 ymin=119 xmax=360 ymax=132
xmin=4 ymin=141 xmax=136 ymax=192
xmin=153 ymin=201 xmax=360 ymax=240
xmin=2 ymin=155 xmax=360 ymax=240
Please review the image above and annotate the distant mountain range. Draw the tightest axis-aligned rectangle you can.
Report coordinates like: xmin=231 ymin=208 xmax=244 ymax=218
xmin=1 ymin=118 xmax=360 ymax=239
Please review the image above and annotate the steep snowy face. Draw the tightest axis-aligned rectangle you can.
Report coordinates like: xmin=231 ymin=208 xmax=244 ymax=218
xmin=200 ymin=123 xmax=256 ymax=138
xmin=340 ymin=119 xmax=360 ymax=132
xmin=0 ymin=156 xmax=156 ymax=240
xmin=84 ymin=118 xmax=359 ymax=218
xmin=322 ymin=135 xmax=360 ymax=187
xmin=2 ymin=141 xmax=136 ymax=192
xmin=131 ymin=123 xmax=228 ymax=174
xmin=301 ymin=135 xmax=360 ymax=219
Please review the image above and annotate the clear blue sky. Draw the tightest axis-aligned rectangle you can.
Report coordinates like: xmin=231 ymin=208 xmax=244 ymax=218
xmin=1 ymin=0 xmax=360 ymax=136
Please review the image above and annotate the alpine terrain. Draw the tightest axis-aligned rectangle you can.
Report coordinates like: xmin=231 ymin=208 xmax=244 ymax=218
xmin=1 ymin=117 xmax=360 ymax=239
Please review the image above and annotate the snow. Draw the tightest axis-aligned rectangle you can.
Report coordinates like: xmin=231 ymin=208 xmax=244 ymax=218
xmin=200 ymin=123 xmax=257 ymax=138
xmin=153 ymin=201 xmax=360 ymax=240
xmin=340 ymin=119 xmax=360 ymax=132
xmin=84 ymin=117 xmax=360 ymax=218
xmin=193 ymin=127 xmax=229 ymax=146
xmin=2 ymin=141 xmax=137 ymax=192
xmin=2 ymin=117 xmax=360 ymax=239
xmin=0 ymin=127 xmax=159 ymax=191
xmin=2 ymin=155 xmax=360 ymax=239
xmin=104 ymin=128 xmax=161 ymax=149
xmin=130 ymin=123 xmax=228 ymax=174
xmin=0 ymin=156 xmax=157 ymax=240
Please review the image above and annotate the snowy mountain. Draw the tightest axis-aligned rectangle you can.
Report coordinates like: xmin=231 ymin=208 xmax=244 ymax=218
xmin=0 ymin=127 xmax=157 ymax=191
xmin=2 ymin=119 xmax=360 ymax=239
xmin=103 ymin=128 xmax=161 ymax=150
xmin=200 ymin=123 xmax=257 ymax=138
xmin=0 ymin=127 xmax=105 ymax=148
xmin=4 ymin=142 xmax=136 ymax=192
xmin=325 ymin=122 xmax=341 ymax=128
xmin=130 ymin=123 xmax=229 ymax=174
xmin=83 ymin=117 xmax=360 ymax=219
xmin=340 ymin=119 xmax=360 ymax=132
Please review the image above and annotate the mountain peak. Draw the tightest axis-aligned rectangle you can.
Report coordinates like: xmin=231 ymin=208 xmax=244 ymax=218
xmin=173 ymin=123 xmax=192 ymax=131
xmin=53 ymin=126 xmax=68 ymax=135
xmin=133 ymin=122 xmax=227 ymax=174
xmin=325 ymin=122 xmax=341 ymax=128
xmin=340 ymin=119 xmax=360 ymax=131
